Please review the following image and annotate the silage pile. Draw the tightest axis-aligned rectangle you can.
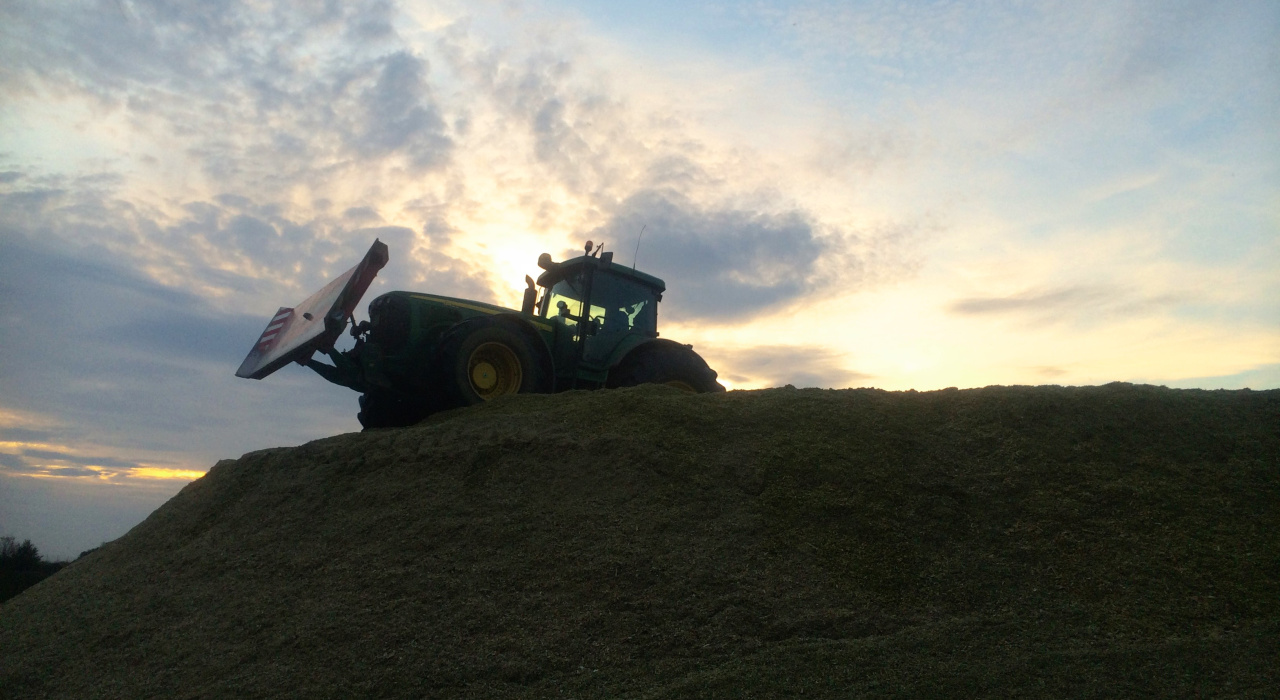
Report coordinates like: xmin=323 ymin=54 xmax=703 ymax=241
xmin=2 ymin=383 xmax=1277 ymax=698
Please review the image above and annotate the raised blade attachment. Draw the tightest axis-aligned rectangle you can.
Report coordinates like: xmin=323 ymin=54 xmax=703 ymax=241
xmin=235 ymin=239 xmax=389 ymax=380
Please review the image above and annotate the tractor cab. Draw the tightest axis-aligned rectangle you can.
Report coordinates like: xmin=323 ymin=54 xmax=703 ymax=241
xmin=531 ymin=242 xmax=666 ymax=370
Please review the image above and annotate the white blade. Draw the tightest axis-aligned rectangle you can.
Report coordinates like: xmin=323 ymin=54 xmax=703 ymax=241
xmin=235 ymin=239 xmax=389 ymax=380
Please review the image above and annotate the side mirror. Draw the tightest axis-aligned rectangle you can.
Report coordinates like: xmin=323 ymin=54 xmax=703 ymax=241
xmin=537 ymin=253 xmax=554 ymax=270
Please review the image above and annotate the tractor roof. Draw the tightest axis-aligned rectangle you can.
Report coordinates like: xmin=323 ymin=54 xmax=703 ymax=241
xmin=536 ymin=254 xmax=666 ymax=294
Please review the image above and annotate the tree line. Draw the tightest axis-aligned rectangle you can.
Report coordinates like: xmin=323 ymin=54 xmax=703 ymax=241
xmin=0 ymin=536 xmax=70 ymax=604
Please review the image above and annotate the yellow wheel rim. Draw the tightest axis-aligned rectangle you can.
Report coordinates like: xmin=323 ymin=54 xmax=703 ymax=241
xmin=468 ymin=342 xmax=522 ymax=400
xmin=663 ymin=380 xmax=697 ymax=393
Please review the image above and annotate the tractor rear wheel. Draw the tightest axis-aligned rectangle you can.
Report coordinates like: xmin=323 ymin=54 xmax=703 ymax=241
xmin=606 ymin=343 xmax=725 ymax=393
xmin=438 ymin=320 xmax=547 ymax=406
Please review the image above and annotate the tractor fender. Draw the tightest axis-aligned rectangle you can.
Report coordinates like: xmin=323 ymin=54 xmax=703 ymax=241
xmin=481 ymin=313 xmax=558 ymax=393
xmin=605 ymin=337 xmax=724 ymax=392
xmin=606 ymin=336 xmax=686 ymax=370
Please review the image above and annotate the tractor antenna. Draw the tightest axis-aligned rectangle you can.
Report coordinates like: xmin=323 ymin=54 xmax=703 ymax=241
xmin=632 ymin=224 xmax=646 ymax=270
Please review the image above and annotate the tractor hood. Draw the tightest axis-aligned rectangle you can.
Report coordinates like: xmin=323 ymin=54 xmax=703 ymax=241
xmin=235 ymin=239 xmax=389 ymax=380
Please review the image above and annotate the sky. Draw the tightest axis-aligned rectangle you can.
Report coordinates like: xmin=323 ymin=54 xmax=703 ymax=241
xmin=1 ymin=0 xmax=1277 ymax=559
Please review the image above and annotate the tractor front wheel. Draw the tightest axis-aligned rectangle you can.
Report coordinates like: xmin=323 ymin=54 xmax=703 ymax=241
xmin=438 ymin=320 xmax=547 ymax=406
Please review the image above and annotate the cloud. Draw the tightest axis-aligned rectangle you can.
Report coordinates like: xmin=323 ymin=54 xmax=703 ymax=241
xmin=2 ymin=0 xmax=454 ymax=196
xmin=585 ymin=188 xmax=861 ymax=321
xmin=0 ymin=231 xmax=259 ymax=376
xmin=0 ymin=0 xmax=496 ymax=310
xmin=0 ymin=447 xmax=120 ymax=479
xmin=0 ymin=176 xmax=496 ymax=311
xmin=950 ymin=286 xmax=1116 ymax=316
xmin=711 ymin=345 xmax=872 ymax=389
xmin=434 ymin=21 xmax=694 ymax=205
xmin=0 ymin=231 xmax=362 ymax=461
xmin=0 ymin=470 xmax=184 ymax=560
xmin=776 ymin=0 xmax=1185 ymax=89
xmin=0 ymin=207 xmax=494 ymax=450
xmin=0 ymin=427 xmax=60 ymax=446
xmin=947 ymin=285 xmax=1183 ymax=325
xmin=424 ymin=32 xmax=920 ymax=319
xmin=344 ymin=225 xmax=495 ymax=302
xmin=99 ymin=312 xmax=268 ymax=365
xmin=4 ymin=0 xmax=920 ymax=327
xmin=0 ymin=440 xmax=204 ymax=482
xmin=1027 ymin=366 xmax=1069 ymax=379
xmin=353 ymin=51 xmax=453 ymax=170
xmin=343 ymin=206 xmax=384 ymax=224
xmin=18 ymin=450 xmax=138 ymax=470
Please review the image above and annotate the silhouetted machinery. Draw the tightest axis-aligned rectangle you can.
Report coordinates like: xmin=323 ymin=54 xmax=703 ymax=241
xmin=236 ymin=240 xmax=723 ymax=428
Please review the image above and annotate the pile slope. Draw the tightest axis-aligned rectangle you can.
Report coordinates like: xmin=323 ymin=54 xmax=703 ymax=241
xmin=2 ymin=383 xmax=1277 ymax=698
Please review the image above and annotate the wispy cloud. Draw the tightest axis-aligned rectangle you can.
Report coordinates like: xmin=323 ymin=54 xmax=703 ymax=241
xmin=947 ymin=285 xmax=1185 ymax=325
xmin=587 ymin=188 xmax=869 ymax=321
xmin=0 ymin=233 xmax=358 ymax=461
xmin=2 ymin=0 xmax=915 ymax=310
xmin=710 ymin=345 xmax=872 ymax=390
xmin=0 ymin=442 xmax=202 ymax=482
xmin=0 ymin=416 xmax=205 ymax=483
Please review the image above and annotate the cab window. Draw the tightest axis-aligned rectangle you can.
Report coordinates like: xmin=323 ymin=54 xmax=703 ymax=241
xmin=542 ymin=270 xmax=657 ymax=336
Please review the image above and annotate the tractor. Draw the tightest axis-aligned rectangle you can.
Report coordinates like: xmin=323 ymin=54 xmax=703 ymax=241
xmin=236 ymin=239 xmax=724 ymax=428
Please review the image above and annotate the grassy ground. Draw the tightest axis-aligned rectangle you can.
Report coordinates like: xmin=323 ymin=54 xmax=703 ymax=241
xmin=1 ymin=383 xmax=1277 ymax=698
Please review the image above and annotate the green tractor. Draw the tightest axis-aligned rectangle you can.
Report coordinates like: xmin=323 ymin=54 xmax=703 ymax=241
xmin=236 ymin=239 xmax=724 ymax=428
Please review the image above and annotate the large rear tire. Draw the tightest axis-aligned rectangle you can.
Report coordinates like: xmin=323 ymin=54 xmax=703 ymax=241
xmin=606 ymin=343 xmax=726 ymax=393
xmin=438 ymin=320 xmax=548 ymax=406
